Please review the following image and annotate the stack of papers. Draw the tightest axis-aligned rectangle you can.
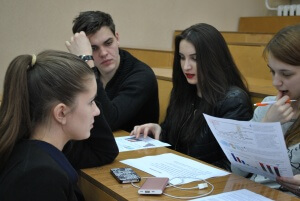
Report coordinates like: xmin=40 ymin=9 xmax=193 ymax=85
xmin=115 ymin=135 xmax=170 ymax=152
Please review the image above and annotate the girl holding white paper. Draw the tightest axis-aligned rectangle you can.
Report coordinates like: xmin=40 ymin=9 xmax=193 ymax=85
xmin=232 ymin=24 xmax=300 ymax=197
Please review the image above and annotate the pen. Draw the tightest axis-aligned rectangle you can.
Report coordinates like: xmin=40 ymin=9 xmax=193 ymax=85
xmin=253 ymin=100 xmax=297 ymax=106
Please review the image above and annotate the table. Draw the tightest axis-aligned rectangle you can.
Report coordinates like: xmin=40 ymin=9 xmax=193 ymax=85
xmin=78 ymin=130 xmax=300 ymax=201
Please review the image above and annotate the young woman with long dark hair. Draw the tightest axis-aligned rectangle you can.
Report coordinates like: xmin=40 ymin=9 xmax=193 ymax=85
xmin=131 ymin=23 xmax=253 ymax=171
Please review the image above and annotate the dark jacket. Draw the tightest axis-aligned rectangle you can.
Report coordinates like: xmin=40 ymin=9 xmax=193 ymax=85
xmin=0 ymin=108 xmax=119 ymax=201
xmin=0 ymin=140 xmax=83 ymax=201
xmin=160 ymin=86 xmax=253 ymax=170
xmin=94 ymin=49 xmax=159 ymax=132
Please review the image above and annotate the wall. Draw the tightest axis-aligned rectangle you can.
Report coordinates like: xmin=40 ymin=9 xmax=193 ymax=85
xmin=0 ymin=0 xmax=291 ymax=95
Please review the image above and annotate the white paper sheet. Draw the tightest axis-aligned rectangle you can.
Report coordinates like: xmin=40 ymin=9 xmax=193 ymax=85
xmin=115 ymin=135 xmax=171 ymax=152
xmin=189 ymin=189 xmax=274 ymax=201
xmin=203 ymin=114 xmax=293 ymax=180
xmin=121 ymin=153 xmax=230 ymax=185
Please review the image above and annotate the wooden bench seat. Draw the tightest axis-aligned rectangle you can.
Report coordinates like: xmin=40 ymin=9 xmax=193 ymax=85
xmin=123 ymin=47 xmax=173 ymax=67
xmin=124 ymin=44 xmax=271 ymax=80
xmin=238 ymin=16 xmax=300 ymax=33
xmin=220 ymin=32 xmax=273 ymax=45
xmin=173 ymin=30 xmax=273 ymax=47
xmin=228 ymin=44 xmax=271 ymax=80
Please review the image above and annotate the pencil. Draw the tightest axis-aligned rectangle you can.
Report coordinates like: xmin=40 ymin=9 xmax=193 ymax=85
xmin=253 ymin=100 xmax=297 ymax=106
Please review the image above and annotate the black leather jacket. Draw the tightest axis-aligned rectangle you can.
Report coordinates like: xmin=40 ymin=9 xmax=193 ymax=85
xmin=160 ymin=86 xmax=253 ymax=171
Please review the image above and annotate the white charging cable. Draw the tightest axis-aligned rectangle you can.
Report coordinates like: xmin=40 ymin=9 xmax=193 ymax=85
xmin=131 ymin=176 xmax=214 ymax=200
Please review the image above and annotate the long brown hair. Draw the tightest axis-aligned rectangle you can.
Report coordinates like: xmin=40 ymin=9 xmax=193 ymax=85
xmin=0 ymin=50 xmax=94 ymax=171
xmin=263 ymin=24 xmax=300 ymax=147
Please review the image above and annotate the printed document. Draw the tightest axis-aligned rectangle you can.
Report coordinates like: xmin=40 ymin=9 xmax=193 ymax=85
xmin=189 ymin=189 xmax=274 ymax=201
xmin=203 ymin=114 xmax=293 ymax=180
xmin=121 ymin=153 xmax=230 ymax=185
xmin=115 ymin=135 xmax=170 ymax=152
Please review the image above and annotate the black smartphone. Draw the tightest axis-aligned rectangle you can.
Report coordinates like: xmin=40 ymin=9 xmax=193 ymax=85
xmin=110 ymin=167 xmax=141 ymax=184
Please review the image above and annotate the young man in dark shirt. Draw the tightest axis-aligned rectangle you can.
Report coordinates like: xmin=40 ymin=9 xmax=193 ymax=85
xmin=66 ymin=11 xmax=159 ymax=132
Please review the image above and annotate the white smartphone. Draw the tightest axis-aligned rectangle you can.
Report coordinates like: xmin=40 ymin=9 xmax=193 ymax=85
xmin=138 ymin=177 xmax=169 ymax=195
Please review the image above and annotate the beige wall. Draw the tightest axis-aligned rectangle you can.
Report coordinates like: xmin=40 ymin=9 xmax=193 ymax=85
xmin=0 ymin=0 xmax=293 ymax=96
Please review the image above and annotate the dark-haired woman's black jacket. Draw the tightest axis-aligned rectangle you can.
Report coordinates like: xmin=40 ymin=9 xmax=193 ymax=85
xmin=160 ymin=86 xmax=253 ymax=171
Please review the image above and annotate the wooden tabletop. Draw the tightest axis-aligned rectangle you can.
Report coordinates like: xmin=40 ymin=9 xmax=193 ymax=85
xmin=79 ymin=130 xmax=299 ymax=201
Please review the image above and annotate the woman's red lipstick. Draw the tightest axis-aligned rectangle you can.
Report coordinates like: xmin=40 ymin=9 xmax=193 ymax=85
xmin=185 ymin=73 xmax=194 ymax=79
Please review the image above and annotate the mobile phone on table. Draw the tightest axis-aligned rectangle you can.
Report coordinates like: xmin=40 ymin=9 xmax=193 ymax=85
xmin=110 ymin=167 xmax=141 ymax=184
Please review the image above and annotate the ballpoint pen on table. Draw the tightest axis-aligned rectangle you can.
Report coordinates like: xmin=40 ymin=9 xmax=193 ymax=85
xmin=253 ymin=100 xmax=297 ymax=106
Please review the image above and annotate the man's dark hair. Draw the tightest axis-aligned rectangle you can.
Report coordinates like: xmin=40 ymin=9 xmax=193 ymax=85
xmin=72 ymin=11 xmax=116 ymax=35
